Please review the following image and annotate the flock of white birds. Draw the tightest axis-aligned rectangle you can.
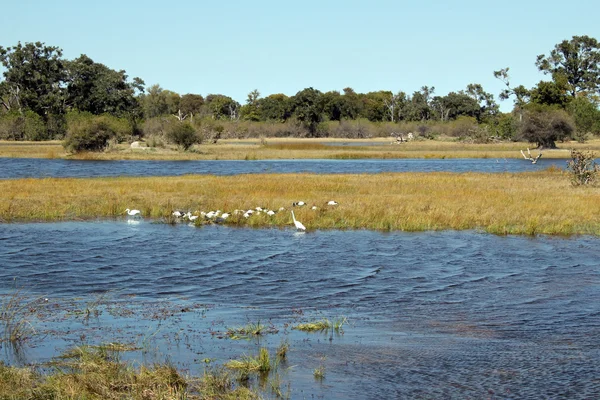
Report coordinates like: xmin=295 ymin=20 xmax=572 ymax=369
xmin=124 ymin=200 xmax=339 ymax=232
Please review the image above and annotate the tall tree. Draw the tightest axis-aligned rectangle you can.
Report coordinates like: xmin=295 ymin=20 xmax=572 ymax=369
xmin=536 ymin=35 xmax=600 ymax=98
xmin=179 ymin=94 xmax=204 ymax=117
xmin=494 ymin=67 xmax=530 ymax=119
xmin=66 ymin=54 xmax=144 ymax=117
xmin=257 ymin=94 xmax=291 ymax=122
xmin=291 ymin=87 xmax=324 ymax=135
xmin=0 ymin=42 xmax=67 ymax=116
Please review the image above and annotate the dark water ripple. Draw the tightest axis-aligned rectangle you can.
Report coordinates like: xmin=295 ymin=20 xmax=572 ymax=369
xmin=1 ymin=222 xmax=599 ymax=398
xmin=0 ymin=156 xmax=568 ymax=178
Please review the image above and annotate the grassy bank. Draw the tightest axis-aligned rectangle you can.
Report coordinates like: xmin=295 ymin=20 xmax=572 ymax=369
xmin=2 ymin=171 xmax=599 ymax=235
xmin=2 ymin=138 xmax=600 ymax=160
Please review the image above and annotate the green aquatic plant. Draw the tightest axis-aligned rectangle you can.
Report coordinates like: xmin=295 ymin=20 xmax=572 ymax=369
xmin=293 ymin=316 xmax=347 ymax=333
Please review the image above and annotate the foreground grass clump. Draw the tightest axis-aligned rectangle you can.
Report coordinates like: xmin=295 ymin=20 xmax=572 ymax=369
xmin=293 ymin=317 xmax=347 ymax=333
xmin=2 ymin=170 xmax=600 ymax=235
xmin=0 ymin=345 xmax=260 ymax=400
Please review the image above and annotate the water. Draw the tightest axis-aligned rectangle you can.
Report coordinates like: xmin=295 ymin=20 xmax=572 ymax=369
xmin=0 ymin=157 xmax=567 ymax=178
xmin=1 ymin=221 xmax=599 ymax=398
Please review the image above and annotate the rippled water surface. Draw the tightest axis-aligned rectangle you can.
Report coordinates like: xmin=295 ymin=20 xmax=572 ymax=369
xmin=0 ymin=157 xmax=567 ymax=178
xmin=1 ymin=222 xmax=599 ymax=398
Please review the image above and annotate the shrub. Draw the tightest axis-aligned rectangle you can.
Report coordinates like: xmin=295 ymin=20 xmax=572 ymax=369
xmin=519 ymin=105 xmax=575 ymax=148
xmin=567 ymin=150 xmax=600 ymax=186
xmin=0 ymin=111 xmax=47 ymax=140
xmin=166 ymin=122 xmax=201 ymax=150
xmin=63 ymin=116 xmax=116 ymax=153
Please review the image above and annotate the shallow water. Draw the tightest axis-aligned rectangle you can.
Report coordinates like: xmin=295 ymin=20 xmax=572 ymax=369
xmin=1 ymin=222 xmax=599 ymax=398
xmin=0 ymin=156 xmax=566 ymax=178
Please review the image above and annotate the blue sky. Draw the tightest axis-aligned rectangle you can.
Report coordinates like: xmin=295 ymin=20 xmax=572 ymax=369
xmin=2 ymin=0 xmax=599 ymax=110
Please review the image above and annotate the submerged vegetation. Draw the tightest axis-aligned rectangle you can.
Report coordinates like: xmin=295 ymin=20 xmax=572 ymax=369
xmin=1 ymin=170 xmax=599 ymax=235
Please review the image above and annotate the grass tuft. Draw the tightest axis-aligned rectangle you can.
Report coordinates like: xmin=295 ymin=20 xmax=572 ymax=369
xmin=293 ymin=317 xmax=347 ymax=333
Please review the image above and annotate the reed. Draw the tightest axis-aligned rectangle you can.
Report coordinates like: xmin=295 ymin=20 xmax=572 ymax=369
xmin=4 ymin=138 xmax=600 ymax=160
xmin=1 ymin=289 xmax=40 ymax=346
xmin=2 ymin=170 xmax=600 ymax=235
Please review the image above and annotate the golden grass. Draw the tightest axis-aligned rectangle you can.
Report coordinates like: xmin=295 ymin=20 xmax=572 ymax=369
xmin=0 ymin=346 xmax=260 ymax=400
xmin=3 ymin=138 xmax=600 ymax=160
xmin=2 ymin=170 xmax=600 ymax=235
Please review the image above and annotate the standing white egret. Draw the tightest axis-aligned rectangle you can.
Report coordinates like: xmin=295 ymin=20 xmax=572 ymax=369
xmin=125 ymin=208 xmax=141 ymax=217
xmin=291 ymin=210 xmax=306 ymax=231
xmin=185 ymin=212 xmax=199 ymax=221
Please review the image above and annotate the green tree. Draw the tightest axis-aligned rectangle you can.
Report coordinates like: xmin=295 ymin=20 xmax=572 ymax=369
xmin=291 ymin=87 xmax=324 ymax=135
xmin=240 ymin=89 xmax=261 ymax=121
xmin=0 ymin=41 xmax=67 ymax=117
xmin=257 ymin=94 xmax=291 ymax=122
xmin=536 ymin=35 xmax=600 ymax=98
xmin=567 ymin=97 xmax=600 ymax=139
xmin=179 ymin=94 xmax=204 ymax=117
xmin=465 ymin=83 xmax=499 ymax=122
xmin=494 ymin=67 xmax=530 ymax=119
xmin=431 ymin=92 xmax=479 ymax=121
xmin=401 ymin=87 xmax=435 ymax=121
xmin=142 ymin=84 xmax=169 ymax=118
xmin=519 ymin=104 xmax=575 ymax=148
xmin=205 ymin=94 xmax=240 ymax=120
xmin=66 ymin=54 xmax=144 ymax=117
xmin=529 ymin=78 xmax=571 ymax=108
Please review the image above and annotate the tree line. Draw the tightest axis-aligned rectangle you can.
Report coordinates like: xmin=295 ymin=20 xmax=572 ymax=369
xmin=1 ymin=36 xmax=600 ymax=150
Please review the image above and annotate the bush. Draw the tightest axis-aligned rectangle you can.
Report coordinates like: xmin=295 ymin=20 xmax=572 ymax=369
xmin=63 ymin=116 xmax=116 ymax=153
xmin=67 ymin=111 xmax=133 ymax=142
xmin=567 ymin=150 xmax=600 ymax=186
xmin=166 ymin=122 xmax=201 ymax=150
xmin=566 ymin=97 xmax=600 ymax=142
xmin=519 ymin=105 xmax=575 ymax=148
xmin=0 ymin=111 xmax=47 ymax=140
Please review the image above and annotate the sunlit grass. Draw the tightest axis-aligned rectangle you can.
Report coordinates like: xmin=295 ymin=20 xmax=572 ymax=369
xmin=225 ymin=347 xmax=272 ymax=374
xmin=2 ymin=170 xmax=600 ymax=235
xmin=0 ymin=345 xmax=261 ymax=399
xmin=4 ymin=138 xmax=600 ymax=160
xmin=293 ymin=317 xmax=347 ymax=333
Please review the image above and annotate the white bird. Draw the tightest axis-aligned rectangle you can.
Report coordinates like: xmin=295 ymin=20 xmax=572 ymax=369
xmin=125 ymin=208 xmax=141 ymax=217
xmin=172 ymin=211 xmax=184 ymax=218
xmin=206 ymin=211 xmax=216 ymax=219
xmin=293 ymin=201 xmax=306 ymax=207
xmin=327 ymin=200 xmax=338 ymax=206
xmin=291 ymin=210 xmax=306 ymax=231
xmin=311 ymin=206 xmax=318 ymax=210
xmin=278 ymin=207 xmax=286 ymax=212
xmin=243 ymin=212 xmax=251 ymax=218
xmin=221 ymin=213 xmax=230 ymax=219
xmin=267 ymin=210 xmax=276 ymax=216
xmin=185 ymin=212 xmax=199 ymax=221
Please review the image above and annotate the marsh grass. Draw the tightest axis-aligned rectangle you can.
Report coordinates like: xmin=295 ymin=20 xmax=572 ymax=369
xmin=293 ymin=317 xmax=347 ymax=333
xmin=225 ymin=320 xmax=279 ymax=340
xmin=225 ymin=347 xmax=272 ymax=375
xmin=5 ymin=138 xmax=600 ymax=160
xmin=1 ymin=289 xmax=41 ymax=346
xmin=2 ymin=170 xmax=600 ymax=235
xmin=0 ymin=344 xmax=263 ymax=400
